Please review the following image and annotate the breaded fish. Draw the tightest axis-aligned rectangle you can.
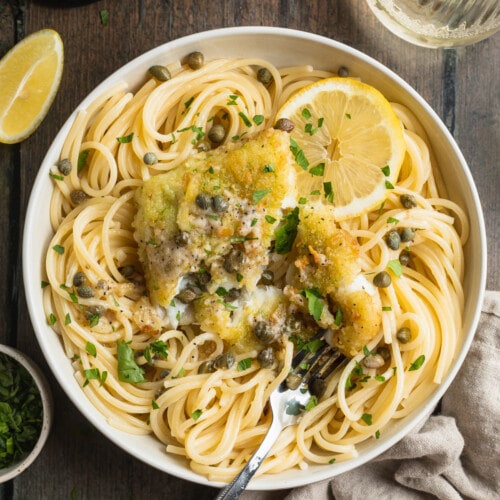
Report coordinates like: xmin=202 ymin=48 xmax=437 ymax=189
xmin=134 ymin=129 xmax=297 ymax=345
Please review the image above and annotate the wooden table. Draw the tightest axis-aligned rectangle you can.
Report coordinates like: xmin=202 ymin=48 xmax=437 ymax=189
xmin=0 ymin=1 xmax=498 ymax=498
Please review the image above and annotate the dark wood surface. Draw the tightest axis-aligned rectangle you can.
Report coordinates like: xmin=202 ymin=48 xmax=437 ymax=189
xmin=0 ymin=1 xmax=498 ymax=499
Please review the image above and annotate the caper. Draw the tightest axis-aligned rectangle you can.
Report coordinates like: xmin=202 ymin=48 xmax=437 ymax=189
xmin=84 ymin=304 xmax=106 ymax=320
xmin=257 ymin=67 xmax=273 ymax=86
xmin=225 ymin=288 xmax=241 ymax=302
xmin=174 ymin=231 xmax=189 ymax=247
xmin=273 ymin=118 xmax=295 ymax=132
xmin=386 ymin=230 xmax=401 ymax=250
xmin=143 ymin=152 xmax=158 ymax=165
xmin=176 ymin=287 xmax=198 ymax=304
xmin=309 ymin=377 xmax=327 ymax=398
xmin=187 ymin=51 xmax=204 ymax=70
xmin=195 ymin=193 xmax=212 ymax=210
xmin=259 ymin=269 xmax=274 ymax=286
xmin=338 ymin=66 xmax=349 ymax=77
xmin=223 ymin=248 xmax=246 ymax=273
xmin=363 ymin=353 xmax=385 ymax=369
xmin=257 ymin=347 xmax=275 ymax=368
xmin=399 ymin=250 xmax=411 ymax=266
xmin=212 ymin=195 xmax=229 ymax=213
xmin=96 ymin=279 xmax=108 ymax=290
xmin=377 ymin=345 xmax=391 ymax=361
xmin=208 ymin=124 xmax=226 ymax=144
xmin=77 ymin=284 xmax=95 ymax=298
xmin=56 ymin=158 xmax=72 ymax=176
xmin=73 ymin=272 xmax=86 ymax=287
xmin=253 ymin=321 xmax=276 ymax=345
xmin=396 ymin=327 xmax=412 ymax=344
xmin=400 ymin=227 xmax=416 ymax=243
xmin=286 ymin=372 xmax=302 ymax=390
xmin=70 ymin=190 xmax=89 ymax=205
xmin=148 ymin=64 xmax=171 ymax=82
xmin=400 ymin=193 xmax=417 ymax=209
xmin=373 ymin=271 xmax=392 ymax=288
xmin=213 ymin=352 xmax=235 ymax=370
xmin=196 ymin=270 xmax=212 ymax=286
xmin=198 ymin=360 xmax=216 ymax=374
xmin=118 ymin=265 xmax=135 ymax=278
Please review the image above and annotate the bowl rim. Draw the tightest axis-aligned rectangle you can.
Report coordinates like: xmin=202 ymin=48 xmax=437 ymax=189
xmin=0 ymin=344 xmax=53 ymax=483
xmin=21 ymin=26 xmax=487 ymax=490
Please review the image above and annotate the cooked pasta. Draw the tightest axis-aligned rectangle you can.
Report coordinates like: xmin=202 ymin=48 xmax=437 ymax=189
xmin=43 ymin=57 xmax=466 ymax=482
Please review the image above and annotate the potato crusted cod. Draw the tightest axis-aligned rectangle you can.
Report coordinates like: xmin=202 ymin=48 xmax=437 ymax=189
xmin=293 ymin=203 xmax=382 ymax=357
xmin=134 ymin=129 xmax=297 ymax=347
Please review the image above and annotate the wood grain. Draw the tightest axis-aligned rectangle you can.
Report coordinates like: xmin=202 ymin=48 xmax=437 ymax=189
xmin=0 ymin=0 xmax=498 ymax=498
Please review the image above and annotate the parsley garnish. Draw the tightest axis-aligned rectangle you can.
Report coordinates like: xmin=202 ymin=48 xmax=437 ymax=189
xmin=309 ymin=162 xmax=325 ymax=176
xmin=275 ymin=207 xmax=299 ymax=254
xmin=262 ymin=163 xmax=275 ymax=173
xmin=387 ymin=259 xmax=403 ymax=277
xmin=381 ymin=165 xmax=390 ymax=176
xmin=239 ymin=111 xmax=252 ymax=127
xmin=192 ymin=409 xmax=203 ymax=421
xmin=265 ymin=215 xmax=277 ymax=224
xmin=252 ymin=189 xmax=271 ymax=204
xmin=409 ymin=354 xmax=425 ymax=371
xmin=85 ymin=342 xmax=97 ymax=357
xmin=49 ymin=172 xmax=64 ymax=181
xmin=290 ymin=137 xmax=309 ymax=170
xmin=385 ymin=180 xmax=395 ymax=189
xmin=227 ymin=94 xmax=238 ymax=105
xmin=252 ymin=114 xmax=265 ymax=125
xmin=387 ymin=216 xmax=399 ymax=224
xmin=116 ymin=132 xmax=134 ymax=143
xmin=52 ymin=244 xmax=65 ymax=255
xmin=301 ymin=288 xmax=324 ymax=321
xmin=144 ymin=340 xmax=169 ymax=365
xmin=99 ymin=9 xmax=109 ymax=25
xmin=323 ymin=181 xmax=334 ymax=203
xmin=361 ymin=413 xmax=373 ymax=425
xmin=116 ymin=341 xmax=145 ymax=383
xmin=305 ymin=396 xmax=318 ymax=411
xmin=301 ymin=108 xmax=312 ymax=119
xmin=237 ymin=358 xmax=252 ymax=371
xmin=77 ymin=150 xmax=90 ymax=173
xmin=298 ymin=197 xmax=308 ymax=204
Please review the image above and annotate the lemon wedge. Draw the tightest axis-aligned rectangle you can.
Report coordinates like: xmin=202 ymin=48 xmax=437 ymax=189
xmin=0 ymin=29 xmax=63 ymax=144
xmin=277 ymin=77 xmax=406 ymax=220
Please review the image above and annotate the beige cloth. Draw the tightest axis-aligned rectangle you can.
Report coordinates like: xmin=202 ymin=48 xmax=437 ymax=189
xmin=242 ymin=290 xmax=500 ymax=500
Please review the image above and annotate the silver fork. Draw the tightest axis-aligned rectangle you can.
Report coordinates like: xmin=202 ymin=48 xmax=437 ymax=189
xmin=215 ymin=330 xmax=346 ymax=500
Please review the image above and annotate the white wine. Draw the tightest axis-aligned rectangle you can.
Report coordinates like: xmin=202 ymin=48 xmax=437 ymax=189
xmin=366 ymin=0 xmax=500 ymax=48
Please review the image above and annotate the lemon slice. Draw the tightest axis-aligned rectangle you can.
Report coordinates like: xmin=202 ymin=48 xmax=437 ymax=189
xmin=0 ymin=29 xmax=63 ymax=144
xmin=277 ymin=77 xmax=406 ymax=220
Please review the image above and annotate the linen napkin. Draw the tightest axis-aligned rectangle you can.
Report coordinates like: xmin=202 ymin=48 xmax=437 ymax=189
xmin=242 ymin=290 xmax=500 ymax=500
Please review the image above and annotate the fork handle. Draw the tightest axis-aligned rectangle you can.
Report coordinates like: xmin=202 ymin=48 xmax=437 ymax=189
xmin=215 ymin=416 xmax=283 ymax=499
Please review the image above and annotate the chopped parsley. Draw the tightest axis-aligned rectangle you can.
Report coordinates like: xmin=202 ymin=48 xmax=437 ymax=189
xmin=116 ymin=132 xmax=134 ymax=143
xmin=323 ymin=181 xmax=334 ymax=203
xmin=85 ymin=342 xmax=97 ymax=357
xmin=265 ymin=215 xmax=277 ymax=224
xmin=77 ymin=149 xmax=90 ymax=173
xmin=192 ymin=409 xmax=203 ymax=421
xmin=252 ymin=114 xmax=265 ymax=125
xmin=301 ymin=288 xmax=324 ymax=321
xmin=387 ymin=259 xmax=403 ymax=277
xmin=262 ymin=163 xmax=275 ymax=173
xmin=52 ymin=244 xmax=65 ymax=255
xmin=252 ymin=189 xmax=271 ymax=204
xmin=290 ymin=137 xmax=309 ymax=170
xmin=381 ymin=165 xmax=390 ymax=176
xmin=409 ymin=354 xmax=425 ymax=371
xmin=238 ymin=111 xmax=252 ymax=127
xmin=361 ymin=413 xmax=373 ymax=425
xmin=144 ymin=340 xmax=169 ymax=365
xmin=0 ymin=353 xmax=43 ymax=468
xmin=49 ymin=172 xmax=64 ymax=181
xmin=305 ymin=396 xmax=318 ymax=411
xmin=275 ymin=207 xmax=299 ymax=254
xmin=99 ymin=9 xmax=109 ymax=25
xmin=237 ymin=358 xmax=252 ymax=371
xmin=116 ymin=341 xmax=145 ymax=383
xmin=309 ymin=162 xmax=325 ymax=176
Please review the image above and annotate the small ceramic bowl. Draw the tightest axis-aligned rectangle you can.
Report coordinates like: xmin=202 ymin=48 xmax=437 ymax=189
xmin=0 ymin=344 xmax=53 ymax=483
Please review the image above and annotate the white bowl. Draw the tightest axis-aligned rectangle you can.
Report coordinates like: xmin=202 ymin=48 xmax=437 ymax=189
xmin=22 ymin=27 xmax=486 ymax=490
xmin=0 ymin=345 xmax=53 ymax=483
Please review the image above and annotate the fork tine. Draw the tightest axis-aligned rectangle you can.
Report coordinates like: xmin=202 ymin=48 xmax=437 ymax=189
xmin=283 ymin=329 xmax=345 ymax=391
